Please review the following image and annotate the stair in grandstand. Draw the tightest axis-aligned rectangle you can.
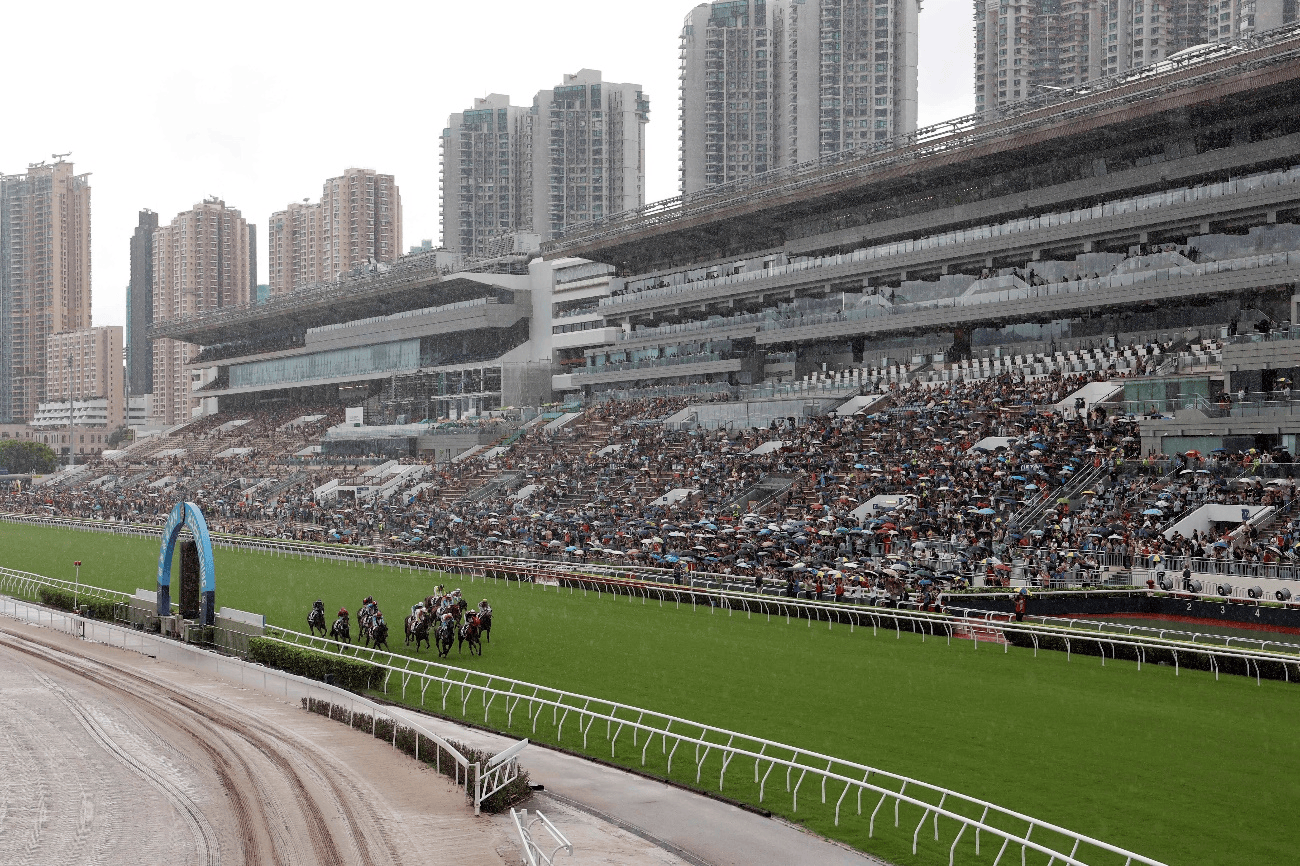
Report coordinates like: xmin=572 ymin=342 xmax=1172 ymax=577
xmin=1011 ymin=462 xmax=1106 ymax=530
xmin=724 ymin=474 xmax=795 ymax=511
xmin=460 ymin=471 xmax=522 ymax=505
xmin=433 ymin=464 xmax=501 ymax=505
xmin=262 ymin=470 xmax=309 ymax=498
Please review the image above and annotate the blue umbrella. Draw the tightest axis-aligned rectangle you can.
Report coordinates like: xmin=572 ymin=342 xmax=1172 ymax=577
xmin=977 ymin=508 xmax=997 ymax=516
xmin=1142 ymin=509 xmax=1163 ymax=516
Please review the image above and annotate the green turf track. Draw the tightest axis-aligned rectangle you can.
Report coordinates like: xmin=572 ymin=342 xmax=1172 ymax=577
xmin=3 ymin=520 xmax=1296 ymax=865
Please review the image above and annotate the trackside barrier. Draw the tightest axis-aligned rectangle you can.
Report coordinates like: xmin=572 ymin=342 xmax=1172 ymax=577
xmin=512 ymin=809 xmax=573 ymax=866
xmin=5 ymin=544 xmax=1297 ymax=687
xmin=459 ymin=562 xmax=1300 ymax=683
xmin=251 ymin=630 xmax=1164 ymax=866
xmin=0 ymin=593 xmax=519 ymax=816
xmin=1003 ymin=609 xmax=1300 ymax=658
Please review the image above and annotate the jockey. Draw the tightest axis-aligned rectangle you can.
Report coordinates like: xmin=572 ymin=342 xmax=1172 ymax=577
xmin=337 ymin=607 xmax=348 ymax=619
xmin=478 ymin=599 xmax=491 ymax=615
xmin=411 ymin=602 xmax=424 ymax=618
xmin=313 ymin=599 xmax=324 ymax=611
xmin=440 ymin=611 xmax=455 ymax=632
xmin=373 ymin=610 xmax=385 ymax=628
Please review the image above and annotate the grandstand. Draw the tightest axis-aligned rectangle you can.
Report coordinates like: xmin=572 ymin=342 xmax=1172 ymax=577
xmin=10 ymin=23 xmax=1296 ymax=616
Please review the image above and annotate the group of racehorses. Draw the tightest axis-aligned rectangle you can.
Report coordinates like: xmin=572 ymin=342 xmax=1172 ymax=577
xmin=308 ymin=589 xmax=492 ymax=659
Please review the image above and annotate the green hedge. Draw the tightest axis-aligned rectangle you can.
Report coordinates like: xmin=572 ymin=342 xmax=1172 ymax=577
xmin=301 ymin=697 xmax=531 ymax=813
xmin=248 ymin=638 xmax=382 ymax=690
xmin=37 ymin=587 xmax=115 ymax=619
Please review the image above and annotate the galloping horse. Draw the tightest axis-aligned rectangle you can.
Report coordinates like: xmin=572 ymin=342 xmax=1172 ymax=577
xmin=458 ymin=616 xmax=482 ymax=656
xmin=435 ymin=617 xmax=455 ymax=658
xmin=366 ymin=618 xmax=389 ymax=651
xmin=405 ymin=609 xmax=431 ymax=651
xmin=330 ymin=609 xmax=351 ymax=644
xmin=473 ymin=600 xmax=493 ymax=642
xmin=357 ymin=597 xmax=378 ymax=637
xmin=307 ymin=600 xmax=327 ymax=637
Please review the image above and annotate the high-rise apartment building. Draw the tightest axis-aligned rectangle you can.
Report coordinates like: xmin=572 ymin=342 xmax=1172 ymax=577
xmin=441 ymin=74 xmax=650 ymax=257
xmin=679 ymin=0 xmax=921 ymax=195
xmin=974 ymin=0 xmax=1297 ymax=113
xmin=532 ymin=70 xmax=651 ymax=239
xmin=152 ymin=199 xmax=254 ymax=425
xmin=0 ymin=159 xmax=92 ymax=423
xmin=41 ymin=326 xmax=125 ymax=431
xmin=127 ymin=209 xmax=158 ymax=397
xmin=268 ymin=200 xmax=323 ymax=295
xmin=268 ymin=169 xmax=401 ymax=295
xmin=442 ymin=95 xmax=540 ymax=259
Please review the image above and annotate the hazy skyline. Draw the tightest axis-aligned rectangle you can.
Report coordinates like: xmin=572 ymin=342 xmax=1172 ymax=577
xmin=1 ymin=0 xmax=972 ymax=331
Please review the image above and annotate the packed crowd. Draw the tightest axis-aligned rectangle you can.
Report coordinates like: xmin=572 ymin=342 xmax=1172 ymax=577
xmin=5 ymin=368 xmax=1298 ymax=598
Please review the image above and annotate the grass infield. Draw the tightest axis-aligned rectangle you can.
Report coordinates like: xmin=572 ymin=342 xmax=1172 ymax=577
xmin=3 ymin=520 xmax=1297 ymax=865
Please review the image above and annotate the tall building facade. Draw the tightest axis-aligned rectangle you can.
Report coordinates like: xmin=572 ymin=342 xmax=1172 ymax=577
xmin=268 ymin=169 xmax=401 ymax=296
xmin=974 ymin=0 xmax=1297 ymax=113
xmin=532 ymin=70 xmax=651 ymax=238
xmin=0 ymin=159 xmax=92 ymax=423
xmin=442 ymin=95 xmax=537 ymax=259
xmin=127 ymin=209 xmax=158 ymax=397
xmin=152 ymin=199 xmax=254 ymax=425
xmin=268 ymin=200 xmax=322 ymax=295
xmin=41 ymin=326 xmax=125 ymax=431
xmin=679 ymin=0 xmax=921 ymax=195
xmin=441 ymin=74 xmax=650 ymax=258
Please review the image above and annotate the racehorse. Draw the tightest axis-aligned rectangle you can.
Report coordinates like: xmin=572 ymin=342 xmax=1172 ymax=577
xmin=366 ymin=619 xmax=389 ymax=651
xmin=435 ymin=618 xmax=455 ymax=658
xmin=478 ymin=610 xmax=492 ymax=643
xmin=357 ymin=597 xmax=378 ymax=637
xmin=330 ymin=611 xmax=351 ymax=644
xmin=458 ymin=616 xmax=482 ymax=656
xmin=405 ymin=609 xmax=431 ymax=651
xmin=307 ymin=601 xmax=327 ymax=637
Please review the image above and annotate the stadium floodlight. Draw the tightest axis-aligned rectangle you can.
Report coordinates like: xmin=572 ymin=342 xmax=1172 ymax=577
xmin=486 ymin=737 xmax=529 ymax=769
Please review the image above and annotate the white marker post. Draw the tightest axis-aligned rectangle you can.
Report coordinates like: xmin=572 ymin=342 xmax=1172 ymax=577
xmin=73 ymin=560 xmax=81 ymax=611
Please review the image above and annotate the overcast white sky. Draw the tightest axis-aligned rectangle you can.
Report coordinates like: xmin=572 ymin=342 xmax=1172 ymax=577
xmin=1 ymin=0 xmax=972 ymax=329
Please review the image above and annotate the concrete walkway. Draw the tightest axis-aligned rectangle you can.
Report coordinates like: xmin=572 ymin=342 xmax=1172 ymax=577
xmin=405 ymin=710 xmax=888 ymax=866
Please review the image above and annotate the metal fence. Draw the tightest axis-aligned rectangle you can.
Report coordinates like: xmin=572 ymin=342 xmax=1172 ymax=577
xmin=512 ymin=809 xmax=573 ymax=866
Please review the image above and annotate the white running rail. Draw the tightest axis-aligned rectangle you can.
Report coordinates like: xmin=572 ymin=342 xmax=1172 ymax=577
xmin=247 ymin=625 xmax=1170 ymax=865
xmin=511 ymin=809 xmax=573 ymax=866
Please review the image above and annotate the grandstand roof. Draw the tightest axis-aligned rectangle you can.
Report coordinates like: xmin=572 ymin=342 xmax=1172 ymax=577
xmin=544 ymin=26 xmax=1300 ymax=273
xmin=151 ymin=254 xmax=530 ymax=346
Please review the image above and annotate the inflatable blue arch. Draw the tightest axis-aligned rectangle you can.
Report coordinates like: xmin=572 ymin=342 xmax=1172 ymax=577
xmin=157 ymin=502 xmax=216 ymax=625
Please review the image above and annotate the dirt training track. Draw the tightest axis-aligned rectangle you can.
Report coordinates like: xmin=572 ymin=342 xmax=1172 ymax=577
xmin=0 ymin=623 xmax=513 ymax=866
